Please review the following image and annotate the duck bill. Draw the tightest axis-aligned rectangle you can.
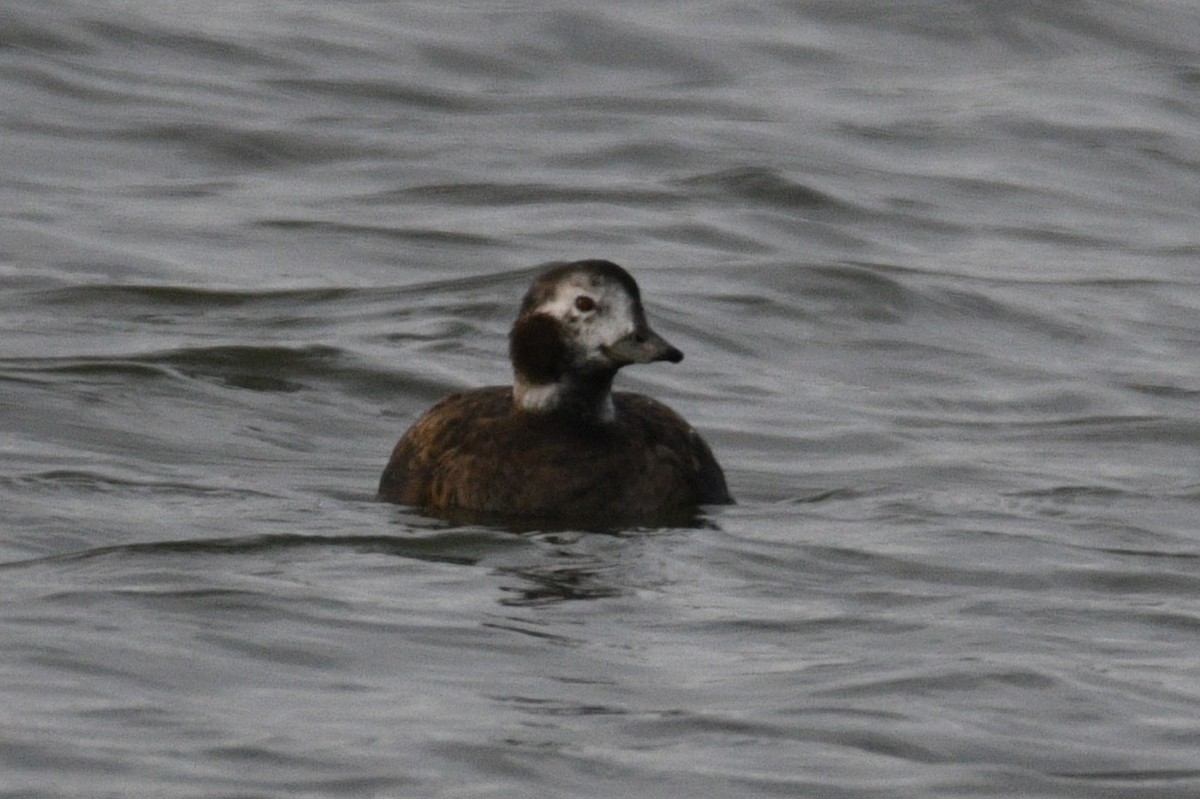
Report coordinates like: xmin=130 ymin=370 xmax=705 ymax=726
xmin=605 ymin=327 xmax=684 ymax=365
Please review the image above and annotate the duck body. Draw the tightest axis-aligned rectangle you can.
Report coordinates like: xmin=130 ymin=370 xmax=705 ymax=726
xmin=377 ymin=259 xmax=732 ymax=525
xmin=379 ymin=386 xmax=730 ymax=523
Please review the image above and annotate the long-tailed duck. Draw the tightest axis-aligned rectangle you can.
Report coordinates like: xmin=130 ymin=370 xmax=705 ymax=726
xmin=378 ymin=259 xmax=732 ymax=526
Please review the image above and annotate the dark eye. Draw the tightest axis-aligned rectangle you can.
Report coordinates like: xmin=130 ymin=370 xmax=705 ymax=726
xmin=574 ymin=295 xmax=596 ymax=312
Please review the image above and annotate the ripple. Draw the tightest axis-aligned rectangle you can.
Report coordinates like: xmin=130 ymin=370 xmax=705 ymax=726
xmin=678 ymin=166 xmax=850 ymax=212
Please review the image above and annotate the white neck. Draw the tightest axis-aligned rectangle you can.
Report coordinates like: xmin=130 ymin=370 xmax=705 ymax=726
xmin=513 ymin=379 xmax=615 ymax=423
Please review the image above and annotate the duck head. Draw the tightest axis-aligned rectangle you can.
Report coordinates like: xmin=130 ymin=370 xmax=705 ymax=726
xmin=509 ymin=260 xmax=682 ymax=421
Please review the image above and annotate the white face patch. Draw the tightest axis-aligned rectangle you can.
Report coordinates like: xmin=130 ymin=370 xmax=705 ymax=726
xmin=533 ymin=273 xmax=638 ymax=364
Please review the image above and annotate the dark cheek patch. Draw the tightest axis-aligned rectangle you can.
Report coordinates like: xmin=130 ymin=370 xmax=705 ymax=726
xmin=509 ymin=314 xmax=569 ymax=384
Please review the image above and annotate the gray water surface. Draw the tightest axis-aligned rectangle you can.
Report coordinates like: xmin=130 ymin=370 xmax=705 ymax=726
xmin=3 ymin=2 xmax=1200 ymax=797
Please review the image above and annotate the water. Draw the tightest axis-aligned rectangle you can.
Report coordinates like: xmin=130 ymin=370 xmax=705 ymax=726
xmin=3 ymin=2 xmax=1200 ymax=796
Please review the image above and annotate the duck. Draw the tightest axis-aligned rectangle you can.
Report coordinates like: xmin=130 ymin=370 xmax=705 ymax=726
xmin=377 ymin=259 xmax=732 ymax=526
